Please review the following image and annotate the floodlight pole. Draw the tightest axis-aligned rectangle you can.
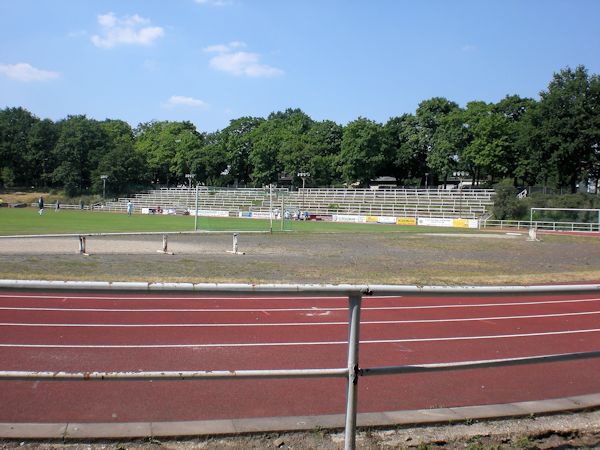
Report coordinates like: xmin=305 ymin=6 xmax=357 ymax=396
xmin=194 ymin=183 xmax=199 ymax=231
xmin=297 ymin=172 xmax=310 ymax=210
xmin=100 ymin=175 xmax=108 ymax=199
xmin=185 ymin=173 xmax=195 ymax=190
xmin=453 ymin=171 xmax=468 ymax=219
xmin=269 ymin=184 xmax=273 ymax=233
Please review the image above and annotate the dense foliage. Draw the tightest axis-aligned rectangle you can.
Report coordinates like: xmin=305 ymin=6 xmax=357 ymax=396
xmin=1 ymin=66 xmax=599 ymax=197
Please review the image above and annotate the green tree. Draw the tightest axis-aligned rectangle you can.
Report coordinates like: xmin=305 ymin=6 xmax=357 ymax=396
xmin=382 ymin=114 xmax=423 ymax=185
xmin=494 ymin=95 xmax=538 ymax=186
xmin=417 ymin=97 xmax=460 ymax=185
xmin=0 ymin=107 xmax=40 ymax=187
xmin=536 ymin=66 xmax=599 ymax=192
xmin=304 ymin=120 xmax=342 ymax=186
xmin=218 ymin=117 xmax=264 ymax=186
xmin=250 ymin=108 xmax=314 ymax=187
xmin=134 ymin=121 xmax=202 ymax=186
xmin=338 ymin=117 xmax=384 ymax=186
xmin=27 ymin=118 xmax=59 ymax=188
xmin=93 ymin=120 xmax=149 ymax=196
xmin=189 ymin=131 xmax=229 ymax=186
xmin=52 ymin=115 xmax=107 ymax=196
xmin=429 ymin=108 xmax=470 ymax=184
xmin=461 ymin=102 xmax=514 ymax=184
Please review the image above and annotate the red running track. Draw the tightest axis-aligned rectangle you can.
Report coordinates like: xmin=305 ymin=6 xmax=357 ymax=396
xmin=0 ymin=291 xmax=599 ymax=423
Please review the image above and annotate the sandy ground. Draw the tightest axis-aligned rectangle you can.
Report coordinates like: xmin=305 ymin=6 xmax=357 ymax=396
xmin=1 ymin=231 xmax=600 ymax=448
xmin=1 ymin=409 xmax=599 ymax=449
xmin=1 ymin=231 xmax=600 ymax=285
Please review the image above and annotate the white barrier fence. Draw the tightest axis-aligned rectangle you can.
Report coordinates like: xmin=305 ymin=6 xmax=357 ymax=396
xmin=0 ymin=231 xmax=269 ymax=255
xmin=482 ymin=219 xmax=600 ymax=233
xmin=0 ymin=280 xmax=599 ymax=449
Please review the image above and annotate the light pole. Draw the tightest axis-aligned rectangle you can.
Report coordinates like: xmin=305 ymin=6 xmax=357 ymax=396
xmin=453 ymin=171 xmax=469 ymax=218
xmin=194 ymin=182 xmax=199 ymax=231
xmin=185 ymin=173 xmax=195 ymax=189
xmin=297 ymin=172 xmax=311 ymax=189
xmin=100 ymin=175 xmax=108 ymax=199
xmin=297 ymin=172 xmax=310 ymax=210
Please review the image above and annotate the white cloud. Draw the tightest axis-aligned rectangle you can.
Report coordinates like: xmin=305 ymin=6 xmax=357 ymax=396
xmin=204 ymin=41 xmax=283 ymax=78
xmin=91 ymin=12 xmax=164 ymax=48
xmin=164 ymin=95 xmax=208 ymax=108
xmin=195 ymin=0 xmax=233 ymax=6
xmin=0 ymin=63 xmax=60 ymax=82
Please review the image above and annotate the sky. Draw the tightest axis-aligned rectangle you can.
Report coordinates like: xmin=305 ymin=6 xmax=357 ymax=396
xmin=1 ymin=0 xmax=599 ymax=133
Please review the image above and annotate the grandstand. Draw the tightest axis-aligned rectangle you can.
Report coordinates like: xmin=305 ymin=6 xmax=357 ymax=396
xmin=103 ymin=187 xmax=495 ymax=219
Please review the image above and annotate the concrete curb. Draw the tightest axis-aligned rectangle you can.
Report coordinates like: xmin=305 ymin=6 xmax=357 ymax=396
xmin=1 ymin=393 xmax=599 ymax=440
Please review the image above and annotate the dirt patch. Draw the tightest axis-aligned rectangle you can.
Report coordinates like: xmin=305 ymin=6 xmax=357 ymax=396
xmin=1 ymin=231 xmax=600 ymax=285
xmin=0 ymin=192 xmax=47 ymax=205
xmin=1 ymin=409 xmax=599 ymax=449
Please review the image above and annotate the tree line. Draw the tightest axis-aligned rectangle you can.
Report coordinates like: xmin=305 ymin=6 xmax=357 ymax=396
xmin=1 ymin=65 xmax=599 ymax=197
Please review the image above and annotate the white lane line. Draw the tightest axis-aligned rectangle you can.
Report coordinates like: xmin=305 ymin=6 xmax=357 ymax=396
xmin=2 ymin=297 xmax=600 ymax=312
xmin=0 ymin=294 xmax=352 ymax=301
xmin=1 ymin=310 xmax=600 ymax=327
xmin=0 ymin=328 xmax=599 ymax=349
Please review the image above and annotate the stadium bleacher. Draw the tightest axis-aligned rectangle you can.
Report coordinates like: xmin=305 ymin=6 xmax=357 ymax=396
xmin=103 ymin=187 xmax=495 ymax=219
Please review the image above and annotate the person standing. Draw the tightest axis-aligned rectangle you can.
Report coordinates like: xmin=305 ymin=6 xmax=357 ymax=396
xmin=38 ymin=196 xmax=44 ymax=215
xmin=55 ymin=200 xmax=60 ymax=212
xmin=127 ymin=200 xmax=133 ymax=216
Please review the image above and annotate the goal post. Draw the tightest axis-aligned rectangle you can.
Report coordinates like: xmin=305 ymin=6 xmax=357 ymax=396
xmin=530 ymin=207 xmax=600 ymax=231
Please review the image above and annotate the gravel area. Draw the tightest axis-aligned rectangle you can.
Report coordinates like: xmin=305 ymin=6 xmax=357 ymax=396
xmin=1 ymin=409 xmax=599 ymax=449
xmin=1 ymin=230 xmax=600 ymax=448
xmin=1 ymin=231 xmax=600 ymax=285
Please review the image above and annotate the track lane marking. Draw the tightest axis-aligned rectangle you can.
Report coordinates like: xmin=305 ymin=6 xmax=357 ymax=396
xmin=0 ymin=294 xmax=352 ymax=301
xmin=1 ymin=311 xmax=600 ymax=327
xmin=0 ymin=328 xmax=599 ymax=348
xmin=2 ymin=297 xmax=600 ymax=312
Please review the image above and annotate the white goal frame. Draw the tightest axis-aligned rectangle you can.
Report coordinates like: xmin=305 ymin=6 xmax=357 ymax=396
xmin=530 ymin=207 xmax=600 ymax=226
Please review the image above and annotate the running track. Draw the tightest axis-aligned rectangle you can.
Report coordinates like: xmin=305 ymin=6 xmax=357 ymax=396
xmin=0 ymin=290 xmax=599 ymax=424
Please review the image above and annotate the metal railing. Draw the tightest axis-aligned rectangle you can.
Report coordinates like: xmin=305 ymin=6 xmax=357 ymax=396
xmin=0 ymin=231 xmax=269 ymax=255
xmin=482 ymin=219 xmax=600 ymax=232
xmin=0 ymin=280 xmax=599 ymax=450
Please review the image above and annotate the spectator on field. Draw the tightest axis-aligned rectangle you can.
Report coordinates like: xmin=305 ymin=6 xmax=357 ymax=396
xmin=79 ymin=199 xmax=84 ymax=210
xmin=55 ymin=200 xmax=60 ymax=212
xmin=38 ymin=196 xmax=44 ymax=215
xmin=127 ymin=200 xmax=133 ymax=216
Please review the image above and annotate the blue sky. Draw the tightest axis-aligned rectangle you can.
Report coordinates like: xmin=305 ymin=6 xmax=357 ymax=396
xmin=1 ymin=0 xmax=598 ymax=133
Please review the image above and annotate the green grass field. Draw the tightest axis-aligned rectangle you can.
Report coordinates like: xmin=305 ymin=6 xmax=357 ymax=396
xmin=0 ymin=207 xmax=475 ymax=235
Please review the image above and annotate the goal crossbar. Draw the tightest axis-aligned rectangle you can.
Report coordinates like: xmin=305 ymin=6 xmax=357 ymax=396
xmin=530 ymin=207 xmax=600 ymax=224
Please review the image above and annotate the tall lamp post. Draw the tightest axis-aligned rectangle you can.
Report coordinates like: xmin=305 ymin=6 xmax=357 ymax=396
xmin=453 ymin=171 xmax=469 ymax=218
xmin=100 ymin=175 xmax=108 ymax=199
xmin=297 ymin=172 xmax=310 ymax=210
xmin=185 ymin=173 xmax=195 ymax=189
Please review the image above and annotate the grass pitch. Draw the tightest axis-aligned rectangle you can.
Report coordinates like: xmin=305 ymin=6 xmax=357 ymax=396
xmin=0 ymin=207 xmax=470 ymax=236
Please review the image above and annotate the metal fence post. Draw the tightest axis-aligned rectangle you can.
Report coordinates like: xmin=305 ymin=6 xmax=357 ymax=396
xmin=344 ymin=293 xmax=362 ymax=450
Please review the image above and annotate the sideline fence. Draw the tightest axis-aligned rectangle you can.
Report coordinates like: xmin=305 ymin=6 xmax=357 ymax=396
xmin=0 ymin=280 xmax=599 ymax=450
xmin=0 ymin=231 xmax=269 ymax=255
xmin=482 ymin=219 xmax=600 ymax=232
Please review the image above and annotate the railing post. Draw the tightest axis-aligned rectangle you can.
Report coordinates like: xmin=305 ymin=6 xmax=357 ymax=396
xmin=344 ymin=293 xmax=362 ymax=450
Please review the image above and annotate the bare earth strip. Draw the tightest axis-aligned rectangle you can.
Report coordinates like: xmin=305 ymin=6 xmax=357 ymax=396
xmin=1 ymin=231 xmax=600 ymax=285
xmin=1 ymin=230 xmax=600 ymax=448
